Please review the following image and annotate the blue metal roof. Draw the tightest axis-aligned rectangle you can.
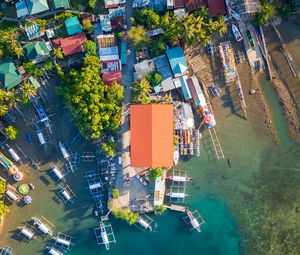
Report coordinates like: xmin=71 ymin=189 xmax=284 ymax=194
xmin=16 ymin=0 xmax=29 ymax=17
xmin=166 ymin=46 xmax=188 ymax=77
xmin=180 ymin=76 xmax=192 ymax=100
xmin=65 ymin=16 xmax=82 ymax=36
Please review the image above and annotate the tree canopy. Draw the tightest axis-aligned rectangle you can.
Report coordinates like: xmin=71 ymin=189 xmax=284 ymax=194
xmin=149 ymin=167 xmax=164 ymax=180
xmin=56 ymin=56 xmax=124 ymax=139
xmin=127 ymin=25 xmax=150 ymax=50
xmin=83 ymin=40 xmax=97 ymax=56
xmin=255 ymin=1 xmax=276 ymax=25
xmin=82 ymin=19 xmax=94 ymax=34
xmin=131 ymin=79 xmax=152 ymax=104
xmin=112 ymin=208 xmax=139 ymax=225
xmin=5 ymin=126 xmax=18 ymax=140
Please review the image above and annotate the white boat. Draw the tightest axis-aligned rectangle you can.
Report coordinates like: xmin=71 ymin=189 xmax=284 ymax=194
xmin=232 ymin=24 xmax=243 ymax=42
xmin=167 ymin=175 xmax=193 ymax=182
xmin=186 ymin=209 xmax=201 ymax=232
xmin=100 ymin=222 xmax=110 ymax=250
xmin=173 ymin=150 xmax=179 ymax=165
xmin=166 ymin=192 xmax=188 ymax=198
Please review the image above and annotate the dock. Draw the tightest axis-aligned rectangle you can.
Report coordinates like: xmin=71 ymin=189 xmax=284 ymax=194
xmin=165 ymin=204 xmax=186 ymax=212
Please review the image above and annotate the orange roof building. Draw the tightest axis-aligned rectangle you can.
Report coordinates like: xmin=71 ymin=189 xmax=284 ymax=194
xmin=130 ymin=104 xmax=174 ymax=168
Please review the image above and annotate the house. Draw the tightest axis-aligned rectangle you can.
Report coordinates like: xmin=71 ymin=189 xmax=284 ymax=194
xmin=173 ymin=0 xmax=185 ymax=8
xmin=25 ymin=0 xmax=49 ymax=15
xmin=99 ymin=14 xmax=112 ymax=32
xmin=52 ymin=0 xmax=70 ymax=9
xmin=111 ymin=16 xmax=126 ymax=30
xmin=150 ymin=0 xmax=165 ymax=11
xmin=207 ymin=0 xmax=226 ymax=16
xmin=166 ymin=46 xmax=189 ymax=78
xmin=65 ymin=16 xmax=82 ymax=36
xmin=104 ymin=0 xmax=126 ymax=8
xmin=0 ymin=58 xmax=23 ymax=90
xmin=184 ymin=0 xmax=207 ymax=11
xmin=16 ymin=0 xmax=29 ymax=18
xmin=24 ymin=40 xmax=50 ymax=63
xmin=130 ymin=104 xmax=174 ymax=168
xmin=132 ymin=0 xmax=150 ymax=7
xmin=52 ymin=32 xmax=87 ymax=56
xmin=96 ymin=34 xmax=122 ymax=85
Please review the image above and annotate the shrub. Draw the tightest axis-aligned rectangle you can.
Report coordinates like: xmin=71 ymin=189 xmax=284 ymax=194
xmin=154 ymin=205 xmax=166 ymax=215
xmin=112 ymin=189 xmax=120 ymax=199
xmin=5 ymin=126 xmax=18 ymax=140
xmin=112 ymin=208 xmax=139 ymax=225
xmin=149 ymin=168 xmax=164 ymax=180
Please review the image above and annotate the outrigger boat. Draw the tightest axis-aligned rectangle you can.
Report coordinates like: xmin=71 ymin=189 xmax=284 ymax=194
xmin=166 ymin=175 xmax=193 ymax=182
xmin=183 ymin=208 xmax=206 ymax=232
xmin=232 ymin=24 xmax=243 ymax=42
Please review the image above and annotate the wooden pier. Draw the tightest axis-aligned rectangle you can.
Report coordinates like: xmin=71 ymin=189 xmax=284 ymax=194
xmin=165 ymin=204 xmax=186 ymax=212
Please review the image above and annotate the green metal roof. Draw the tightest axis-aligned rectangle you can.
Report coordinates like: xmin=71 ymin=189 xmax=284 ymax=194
xmin=29 ymin=76 xmax=40 ymax=89
xmin=24 ymin=40 xmax=50 ymax=62
xmin=0 ymin=58 xmax=22 ymax=90
xmin=25 ymin=0 xmax=49 ymax=15
xmin=65 ymin=16 xmax=82 ymax=36
xmin=52 ymin=0 xmax=70 ymax=9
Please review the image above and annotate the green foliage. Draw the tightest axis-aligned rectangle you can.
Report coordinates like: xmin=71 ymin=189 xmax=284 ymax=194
xmin=55 ymin=63 xmax=63 ymax=77
xmin=255 ymin=1 xmax=276 ymax=25
xmin=83 ymin=40 xmax=97 ymax=56
xmin=154 ymin=205 xmax=166 ymax=215
xmin=21 ymin=82 xmax=37 ymax=101
xmin=35 ymin=19 xmax=47 ymax=32
xmin=0 ymin=29 xmax=23 ymax=58
xmin=0 ymin=178 xmax=8 ymax=222
xmin=101 ymin=139 xmax=116 ymax=157
xmin=132 ymin=7 xmax=228 ymax=47
xmin=55 ymin=12 xmax=74 ymax=22
xmin=5 ymin=89 xmax=20 ymax=109
xmin=57 ymin=56 xmax=124 ymax=139
xmin=145 ymin=72 xmax=163 ymax=87
xmin=173 ymin=134 xmax=180 ymax=146
xmin=0 ymin=103 xmax=8 ymax=116
xmin=279 ymin=4 xmax=292 ymax=20
xmin=112 ymin=208 xmax=139 ymax=225
xmin=43 ymin=59 xmax=53 ymax=71
xmin=127 ymin=25 xmax=150 ymax=50
xmin=88 ymin=0 xmax=96 ymax=8
xmin=82 ymin=19 xmax=94 ymax=34
xmin=112 ymin=189 xmax=120 ymax=199
xmin=23 ymin=62 xmax=43 ymax=76
xmin=149 ymin=168 xmax=164 ymax=180
xmin=52 ymin=48 xmax=64 ymax=59
xmin=133 ymin=8 xmax=161 ymax=30
xmin=131 ymin=79 xmax=152 ymax=104
xmin=5 ymin=126 xmax=18 ymax=140
xmin=151 ymin=36 xmax=166 ymax=56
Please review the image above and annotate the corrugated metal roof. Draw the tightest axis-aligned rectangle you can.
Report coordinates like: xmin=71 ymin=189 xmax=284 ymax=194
xmin=16 ymin=0 xmax=29 ymax=18
xmin=166 ymin=46 xmax=188 ymax=77
xmin=130 ymin=104 xmax=174 ymax=168
xmin=208 ymin=0 xmax=226 ymax=16
xmin=65 ymin=16 xmax=82 ymax=36
xmin=180 ymin=76 xmax=192 ymax=100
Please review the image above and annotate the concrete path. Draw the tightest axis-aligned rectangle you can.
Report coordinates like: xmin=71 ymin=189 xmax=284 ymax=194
xmin=114 ymin=0 xmax=149 ymax=209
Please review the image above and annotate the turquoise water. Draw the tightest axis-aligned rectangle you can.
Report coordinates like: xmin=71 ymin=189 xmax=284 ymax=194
xmin=70 ymin=195 xmax=241 ymax=255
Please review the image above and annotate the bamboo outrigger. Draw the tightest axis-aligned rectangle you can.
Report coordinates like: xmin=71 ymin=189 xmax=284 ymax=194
xmin=182 ymin=208 xmax=206 ymax=232
xmin=94 ymin=220 xmax=116 ymax=251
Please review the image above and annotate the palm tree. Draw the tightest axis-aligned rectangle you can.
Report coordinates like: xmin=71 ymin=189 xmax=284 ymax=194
xmin=53 ymin=48 xmax=64 ymax=59
xmin=131 ymin=79 xmax=152 ymax=104
xmin=216 ymin=17 xmax=228 ymax=37
xmin=21 ymin=82 xmax=37 ymax=101
xmin=0 ymin=104 xmax=8 ymax=116
xmin=0 ymin=89 xmax=6 ymax=103
xmin=5 ymin=90 xmax=20 ymax=109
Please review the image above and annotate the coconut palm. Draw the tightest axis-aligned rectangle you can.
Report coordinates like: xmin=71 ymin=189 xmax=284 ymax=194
xmin=0 ymin=89 xmax=6 ymax=102
xmin=0 ymin=104 xmax=8 ymax=116
xmin=5 ymin=90 xmax=20 ymax=109
xmin=131 ymin=79 xmax=152 ymax=104
xmin=21 ymin=82 xmax=37 ymax=101
xmin=216 ymin=17 xmax=228 ymax=37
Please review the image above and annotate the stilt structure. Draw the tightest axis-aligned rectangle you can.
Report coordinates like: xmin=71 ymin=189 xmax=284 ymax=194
xmin=81 ymin=152 xmax=96 ymax=162
xmin=47 ymin=247 xmax=63 ymax=255
xmin=51 ymin=165 xmax=65 ymax=182
xmin=31 ymin=216 xmax=54 ymax=236
xmin=18 ymin=224 xmax=35 ymax=241
xmin=57 ymin=185 xmax=75 ymax=204
xmin=63 ymin=161 xmax=76 ymax=174
xmin=134 ymin=215 xmax=154 ymax=231
xmin=94 ymin=220 xmax=116 ymax=250
xmin=52 ymin=232 xmax=74 ymax=251
xmin=166 ymin=169 xmax=193 ymax=183
xmin=183 ymin=208 xmax=205 ymax=232
xmin=166 ymin=184 xmax=188 ymax=203
xmin=0 ymin=246 xmax=13 ymax=255
xmin=87 ymin=174 xmax=104 ymax=201
xmin=31 ymin=98 xmax=52 ymax=133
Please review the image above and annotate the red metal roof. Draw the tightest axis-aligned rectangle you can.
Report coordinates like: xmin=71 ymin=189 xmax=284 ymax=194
xmin=184 ymin=0 xmax=207 ymax=11
xmin=52 ymin=32 xmax=87 ymax=56
xmin=102 ymin=71 xmax=122 ymax=85
xmin=130 ymin=104 xmax=174 ymax=168
xmin=187 ymin=77 xmax=198 ymax=102
xmin=208 ymin=0 xmax=227 ymax=16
